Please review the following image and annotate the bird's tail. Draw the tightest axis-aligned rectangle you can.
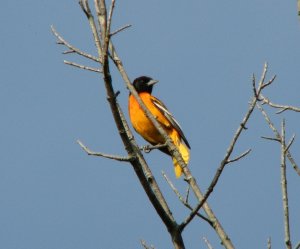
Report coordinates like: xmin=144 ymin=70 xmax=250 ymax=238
xmin=172 ymin=138 xmax=190 ymax=178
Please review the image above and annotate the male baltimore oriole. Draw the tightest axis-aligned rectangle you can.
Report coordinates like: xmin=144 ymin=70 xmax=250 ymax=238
xmin=128 ymin=76 xmax=190 ymax=178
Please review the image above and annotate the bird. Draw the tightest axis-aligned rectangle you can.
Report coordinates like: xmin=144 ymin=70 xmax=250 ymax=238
xmin=128 ymin=76 xmax=190 ymax=178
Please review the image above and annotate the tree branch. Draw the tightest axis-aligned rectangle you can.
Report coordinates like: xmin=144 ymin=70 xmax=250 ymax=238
xmin=79 ymin=0 xmax=103 ymax=59
xmin=267 ymin=237 xmax=271 ymax=249
xmin=260 ymin=94 xmax=300 ymax=114
xmin=77 ymin=140 xmax=132 ymax=161
xmin=226 ymin=149 xmax=251 ymax=164
xmin=162 ymin=171 xmax=213 ymax=227
xmin=141 ymin=240 xmax=155 ymax=249
xmin=203 ymin=237 xmax=214 ymax=249
xmin=294 ymin=241 xmax=300 ymax=249
xmin=257 ymin=104 xmax=300 ymax=176
xmin=51 ymin=25 xmax=100 ymax=63
xmin=280 ymin=120 xmax=292 ymax=249
xmin=110 ymin=24 xmax=132 ymax=36
xmin=179 ymin=63 xmax=274 ymax=233
xmin=64 ymin=60 xmax=102 ymax=73
xmin=82 ymin=2 xmax=184 ymax=248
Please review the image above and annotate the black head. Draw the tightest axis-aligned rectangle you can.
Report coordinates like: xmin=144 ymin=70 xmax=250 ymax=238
xmin=132 ymin=76 xmax=158 ymax=94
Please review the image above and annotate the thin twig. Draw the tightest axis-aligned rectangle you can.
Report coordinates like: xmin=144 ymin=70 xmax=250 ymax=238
xmin=110 ymin=24 xmax=132 ymax=36
xmin=285 ymin=134 xmax=296 ymax=153
xmin=162 ymin=171 xmax=213 ymax=227
xmin=226 ymin=149 xmax=251 ymax=163
xmin=260 ymin=94 xmax=300 ymax=113
xmin=80 ymin=0 xmax=103 ymax=60
xmin=64 ymin=60 xmax=102 ymax=73
xmin=184 ymin=185 xmax=190 ymax=204
xmin=280 ymin=120 xmax=292 ymax=249
xmin=257 ymin=104 xmax=300 ymax=176
xmin=77 ymin=140 xmax=132 ymax=162
xmin=51 ymin=25 xmax=100 ymax=63
xmin=261 ymin=75 xmax=277 ymax=89
xmin=294 ymin=241 xmax=300 ymax=249
xmin=63 ymin=50 xmax=76 ymax=54
xmin=96 ymin=0 xmax=107 ymax=43
xmin=261 ymin=134 xmax=296 ymax=154
xmin=140 ymin=240 xmax=155 ymax=249
xmin=106 ymin=0 xmax=115 ymax=37
xmin=203 ymin=237 xmax=214 ymax=249
xmin=261 ymin=136 xmax=281 ymax=142
xmin=267 ymin=237 xmax=271 ymax=249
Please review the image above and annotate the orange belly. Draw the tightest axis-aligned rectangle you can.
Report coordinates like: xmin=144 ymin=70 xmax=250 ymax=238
xmin=128 ymin=93 xmax=166 ymax=145
xmin=128 ymin=92 xmax=190 ymax=178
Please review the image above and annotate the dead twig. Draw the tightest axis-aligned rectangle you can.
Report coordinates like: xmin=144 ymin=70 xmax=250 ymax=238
xmin=203 ymin=237 xmax=214 ymax=249
xmin=110 ymin=24 xmax=132 ymax=36
xmin=226 ymin=149 xmax=252 ymax=164
xmin=141 ymin=240 xmax=155 ymax=249
xmin=51 ymin=25 xmax=100 ymax=63
xmin=260 ymin=94 xmax=300 ymax=114
xmin=77 ymin=140 xmax=132 ymax=162
xmin=267 ymin=237 xmax=271 ymax=249
xmin=257 ymin=104 xmax=300 ymax=176
xmin=294 ymin=241 xmax=300 ymax=249
xmin=280 ymin=120 xmax=292 ymax=249
xmin=162 ymin=171 xmax=213 ymax=227
xmin=64 ymin=60 xmax=102 ymax=73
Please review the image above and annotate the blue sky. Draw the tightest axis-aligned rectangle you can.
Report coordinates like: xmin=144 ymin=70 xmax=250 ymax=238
xmin=1 ymin=1 xmax=300 ymax=248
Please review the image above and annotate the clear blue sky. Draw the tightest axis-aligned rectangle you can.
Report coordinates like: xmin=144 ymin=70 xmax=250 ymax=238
xmin=1 ymin=1 xmax=299 ymax=248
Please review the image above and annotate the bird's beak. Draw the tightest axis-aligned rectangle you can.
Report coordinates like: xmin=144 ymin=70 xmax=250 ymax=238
xmin=147 ymin=79 xmax=159 ymax=86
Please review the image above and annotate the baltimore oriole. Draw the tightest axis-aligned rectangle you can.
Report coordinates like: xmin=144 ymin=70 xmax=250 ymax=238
xmin=128 ymin=76 xmax=190 ymax=178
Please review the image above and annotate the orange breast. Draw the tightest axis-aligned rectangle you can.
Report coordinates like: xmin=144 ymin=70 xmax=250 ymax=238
xmin=128 ymin=93 xmax=169 ymax=145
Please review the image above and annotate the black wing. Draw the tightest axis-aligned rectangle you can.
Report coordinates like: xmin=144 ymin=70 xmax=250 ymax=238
xmin=151 ymin=97 xmax=191 ymax=149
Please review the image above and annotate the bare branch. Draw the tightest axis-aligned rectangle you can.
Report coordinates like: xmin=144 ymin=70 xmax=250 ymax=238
xmin=203 ymin=237 xmax=214 ymax=249
xmin=252 ymin=73 xmax=260 ymax=100
xmin=77 ymin=140 xmax=132 ymax=162
xmin=79 ymin=0 xmax=103 ymax=60
xmin=280 ymin=120 xmax=292 ymax=249
xmin=110 ymin=24 xmax=132 ymax=36
xmin=258 ymin=62 xmax=268 ymax=89
xmin=180 ymin=63 xmax=274 ymax=233
xmin=226 ymin=149 xmax=251 ymax=164
xmin=257 ymin=104 xmax=300 ymax=176
xmin=162 ymin=171 xmax=213 ymax=227
xmin=260 ymin=94 xmax=300 ymax=113
xmin=261 ymin=136 xmax=281 ymax=142
xmin=64 ymin=60 xmax=102 ymax=73
xmin=285 ymin=134 xmax=296 ymax=153
xmin=267 ymin=237 xmax=271 ymax=249
xmin=184 ymin=185 xmax=190 ymax=204
xmin=63 ymin=50 xmax=75 ymax=54
xmin=261 ymin=75 xmax=277 ymax=89
xmin=141 ymin=240 xmax=155 ymax=249
xmin=106 ymin=0 xmax=116 ymax=36
xmin=78 ymin=0 xmax=91 ymax=18
xmin=90 ymin=2 xmax=185 ymax=248
xmin=95 ymin=0 xmax=107 ymax=43
xmin=294 ymin=241 xmax=300 ymax=249
xmin=51 ymin=25 xmax=100 ymax=63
